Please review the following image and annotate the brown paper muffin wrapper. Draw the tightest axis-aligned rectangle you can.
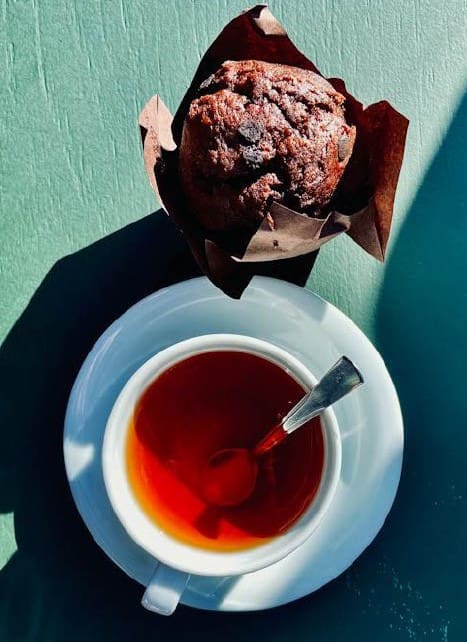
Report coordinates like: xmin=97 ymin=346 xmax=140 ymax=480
xmin=139 ymin=5 xmax=408 ymax=298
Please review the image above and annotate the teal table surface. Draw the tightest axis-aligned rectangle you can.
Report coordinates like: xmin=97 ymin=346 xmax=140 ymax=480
xmin=1 ymin=1 xmax=466 ymax=640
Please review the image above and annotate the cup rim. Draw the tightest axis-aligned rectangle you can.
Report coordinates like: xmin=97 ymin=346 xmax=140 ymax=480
xmin=102 ymin=334 xmax=342 ymax=577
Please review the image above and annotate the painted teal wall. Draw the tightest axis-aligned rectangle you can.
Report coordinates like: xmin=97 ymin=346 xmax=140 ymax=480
xmin=1 ymin=1 xmax=466 ymax=640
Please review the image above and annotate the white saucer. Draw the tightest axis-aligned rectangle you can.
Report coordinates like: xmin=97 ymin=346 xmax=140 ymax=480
xmin=64 ymin=276 xmax=403 ymax=612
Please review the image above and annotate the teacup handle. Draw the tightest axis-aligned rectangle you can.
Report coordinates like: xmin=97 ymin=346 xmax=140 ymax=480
xmin=141 ymin=563 xmax=190 ymax=615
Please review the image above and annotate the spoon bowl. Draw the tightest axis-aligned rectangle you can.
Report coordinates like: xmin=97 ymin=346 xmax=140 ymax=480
xmin=201 ymin=448 xmax=258 ymax=507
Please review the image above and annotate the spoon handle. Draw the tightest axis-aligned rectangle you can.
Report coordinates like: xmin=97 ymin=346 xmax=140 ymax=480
xmin=282 ymin=356 xmax=363 ymax=435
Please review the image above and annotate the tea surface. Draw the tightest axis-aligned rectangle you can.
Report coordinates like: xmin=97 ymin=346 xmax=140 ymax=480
xmin=126 ymin=351 xmax=324 ymax=550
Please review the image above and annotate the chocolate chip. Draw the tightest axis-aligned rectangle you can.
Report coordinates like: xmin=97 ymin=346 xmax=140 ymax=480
xmin=338 ymin=135 xmax=352 ymax=162
xmin=238 ymin=120 xmax=263 ymax=143
xmin=273 ymin=239 xmax=279 ymax=248
xmin=241 ymin=146 xmax=263 ymax=168
xmin=198 ymin=74 xmax=215 ymax=91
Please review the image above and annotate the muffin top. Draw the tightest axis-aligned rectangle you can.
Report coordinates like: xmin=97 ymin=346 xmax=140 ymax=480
xmin=179 ymin=60 xmax=355 ymax=242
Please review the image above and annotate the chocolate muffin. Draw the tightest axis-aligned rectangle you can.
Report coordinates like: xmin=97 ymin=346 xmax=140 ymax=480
xmin=179 ymin=60 xmax=356 ymax=243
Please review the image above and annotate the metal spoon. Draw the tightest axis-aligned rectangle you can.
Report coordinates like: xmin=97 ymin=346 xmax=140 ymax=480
xmin=200 ymin=356 xmax=364 ymax=507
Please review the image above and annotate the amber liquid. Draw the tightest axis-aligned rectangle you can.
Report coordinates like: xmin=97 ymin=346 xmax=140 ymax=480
xmin=126 ymin=351 xmax=324 ymax=551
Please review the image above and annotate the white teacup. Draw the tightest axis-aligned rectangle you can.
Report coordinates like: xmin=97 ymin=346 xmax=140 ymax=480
xmin=102 ymin=334 xmax=342 ymax=615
